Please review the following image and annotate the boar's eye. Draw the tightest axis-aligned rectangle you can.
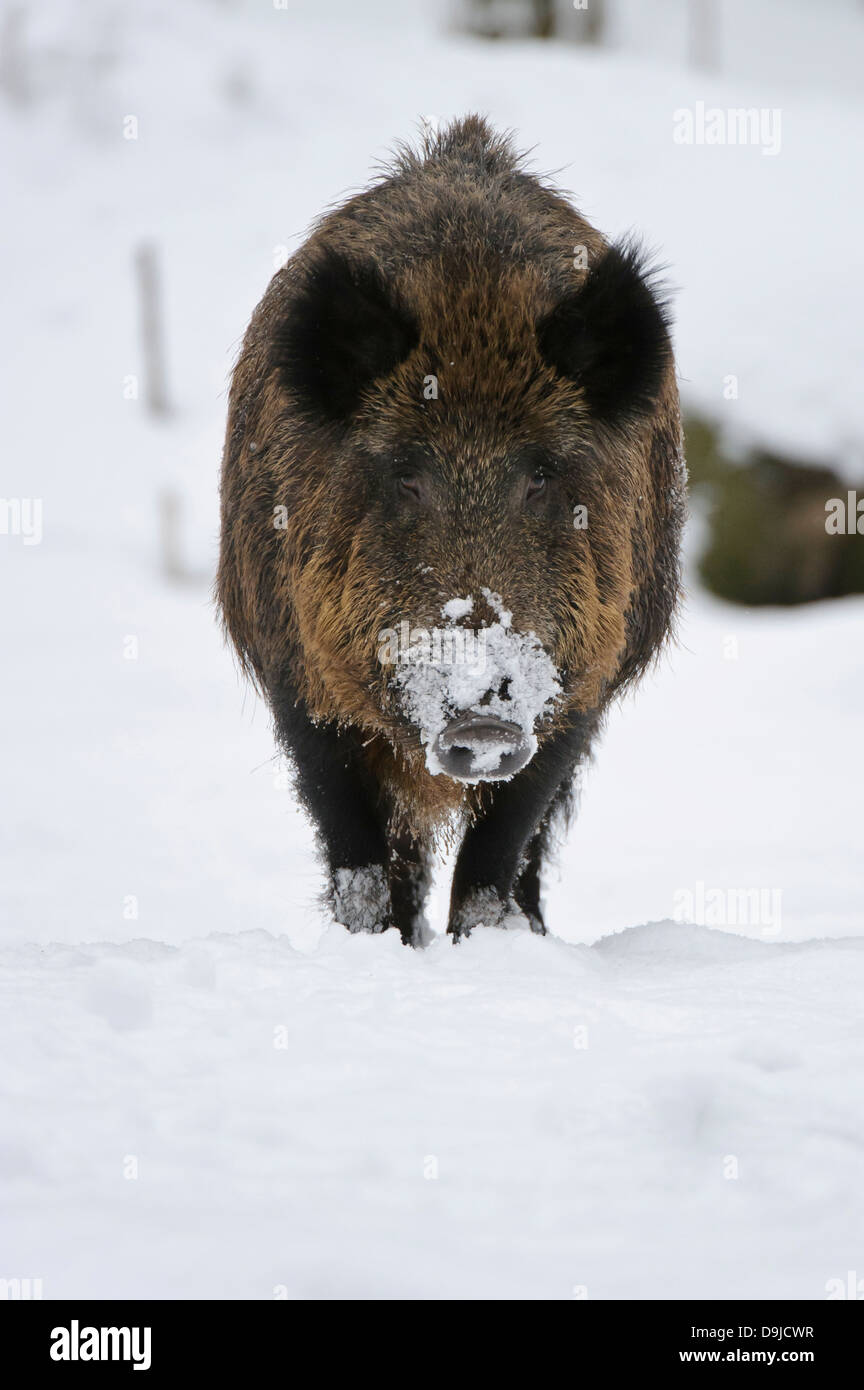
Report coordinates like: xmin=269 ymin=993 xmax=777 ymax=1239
xmin=525 ymin=471 xmax=547 ymax=503
xmin=398 ymin=475 xmax=426 ymax=503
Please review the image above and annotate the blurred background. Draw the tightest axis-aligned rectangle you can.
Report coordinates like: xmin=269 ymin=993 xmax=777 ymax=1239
xmin=2 ymin=0 xmax=863 ymax=946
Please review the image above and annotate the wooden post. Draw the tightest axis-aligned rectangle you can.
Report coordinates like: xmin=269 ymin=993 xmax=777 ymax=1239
xmin=135 ymin=240 xmax=172 ymax=418
xmin=688 ymin=0 xmax=719 ymax=72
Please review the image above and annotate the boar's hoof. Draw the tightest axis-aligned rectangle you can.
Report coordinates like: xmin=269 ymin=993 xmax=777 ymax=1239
xmin=449 ymin=889 xmax=536 ymax=940
xmin=434 ymin=714 xmax=531 ymax=782
xmin=331 ymin=865 xmax=391 ymax=934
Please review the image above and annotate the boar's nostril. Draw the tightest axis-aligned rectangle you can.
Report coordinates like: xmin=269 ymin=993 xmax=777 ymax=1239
xmin=477 ymin=679 xmax=511 ymax=709
xmin=432 ymin=714 xmax=532 ymax=783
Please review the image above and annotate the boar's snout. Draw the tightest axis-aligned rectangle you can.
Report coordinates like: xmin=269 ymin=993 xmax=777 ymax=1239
xmin=433 ymin=713 xmax=532 ymax=783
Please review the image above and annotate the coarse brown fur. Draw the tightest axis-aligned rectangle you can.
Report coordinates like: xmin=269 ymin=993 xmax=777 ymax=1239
xmin=217 ymin=116 xmax=686 ymax=942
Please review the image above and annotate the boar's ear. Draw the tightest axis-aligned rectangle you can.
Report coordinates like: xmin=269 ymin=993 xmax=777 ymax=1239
xmin=274 ymin=249 xmax=419 ymax=422
xmin=536 ymin=241 xmax=672 ymax=423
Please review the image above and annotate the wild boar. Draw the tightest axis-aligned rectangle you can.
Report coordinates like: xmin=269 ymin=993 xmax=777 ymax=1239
xmin=217 ymin=115 xmax=685 ymax=944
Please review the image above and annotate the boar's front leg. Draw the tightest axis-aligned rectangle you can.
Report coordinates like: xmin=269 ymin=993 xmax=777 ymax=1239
xmin=510 ymin=816 xmax=554 ymax=934
xmin=447 ymin=715 xmax=597 ymax=940
xmin=273 ymin=690 xmax=433 ymax=943
xmin=387 ymin=830 xmax=433 ymax=947
xmin=273 ymin=694 xmax=394 ymax=935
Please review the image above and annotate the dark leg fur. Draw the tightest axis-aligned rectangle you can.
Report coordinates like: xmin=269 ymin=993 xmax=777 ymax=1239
xmin=511 ymin=826 xmax=548 ymax=934
xmin=387 ymin=830 xmax=433 ymax=946
xmin=272 ymin=684 xmax=393 ymax=933
xmin=272 ymin=681 xmax=432 ymax=943
xmin=511 ymin=783 xmax=574 ymax=933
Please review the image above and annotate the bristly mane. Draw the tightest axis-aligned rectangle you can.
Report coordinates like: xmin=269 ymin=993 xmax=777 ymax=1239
xmin=383 ymin=113 xmax=526 ymax=179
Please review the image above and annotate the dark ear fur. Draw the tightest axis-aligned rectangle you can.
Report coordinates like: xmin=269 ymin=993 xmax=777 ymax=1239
xmin=537 ymin=241 xmax=672 ymax=422
xmin=274 ymin=249 xmax=419 ymax=421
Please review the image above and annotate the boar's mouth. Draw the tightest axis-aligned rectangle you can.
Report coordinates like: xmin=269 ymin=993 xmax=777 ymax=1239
xmin=431 ymin=713 xmax=533 ymax=782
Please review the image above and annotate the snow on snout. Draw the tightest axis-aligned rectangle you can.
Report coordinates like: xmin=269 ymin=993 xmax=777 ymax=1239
xmin=391 ymin=590 xmax=561 ymax=781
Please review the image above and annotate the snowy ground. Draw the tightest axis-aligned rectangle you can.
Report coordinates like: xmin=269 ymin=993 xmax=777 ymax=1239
xmin=2 ymin=0 xmax=863 ymax=1299
xmin=3 ymin=922 xmax=864 ymax=1300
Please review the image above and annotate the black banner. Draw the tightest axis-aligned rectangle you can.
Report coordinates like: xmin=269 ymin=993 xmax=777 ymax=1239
xmin=2 ymin=1299 xmax=860 ymax=1375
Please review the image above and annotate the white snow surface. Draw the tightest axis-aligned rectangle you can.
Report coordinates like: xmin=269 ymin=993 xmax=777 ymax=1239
xmin=2 ymin=0 xmax=863 ymax=1300
xmin=3 ymin=923 xmax=863 ymax=1299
